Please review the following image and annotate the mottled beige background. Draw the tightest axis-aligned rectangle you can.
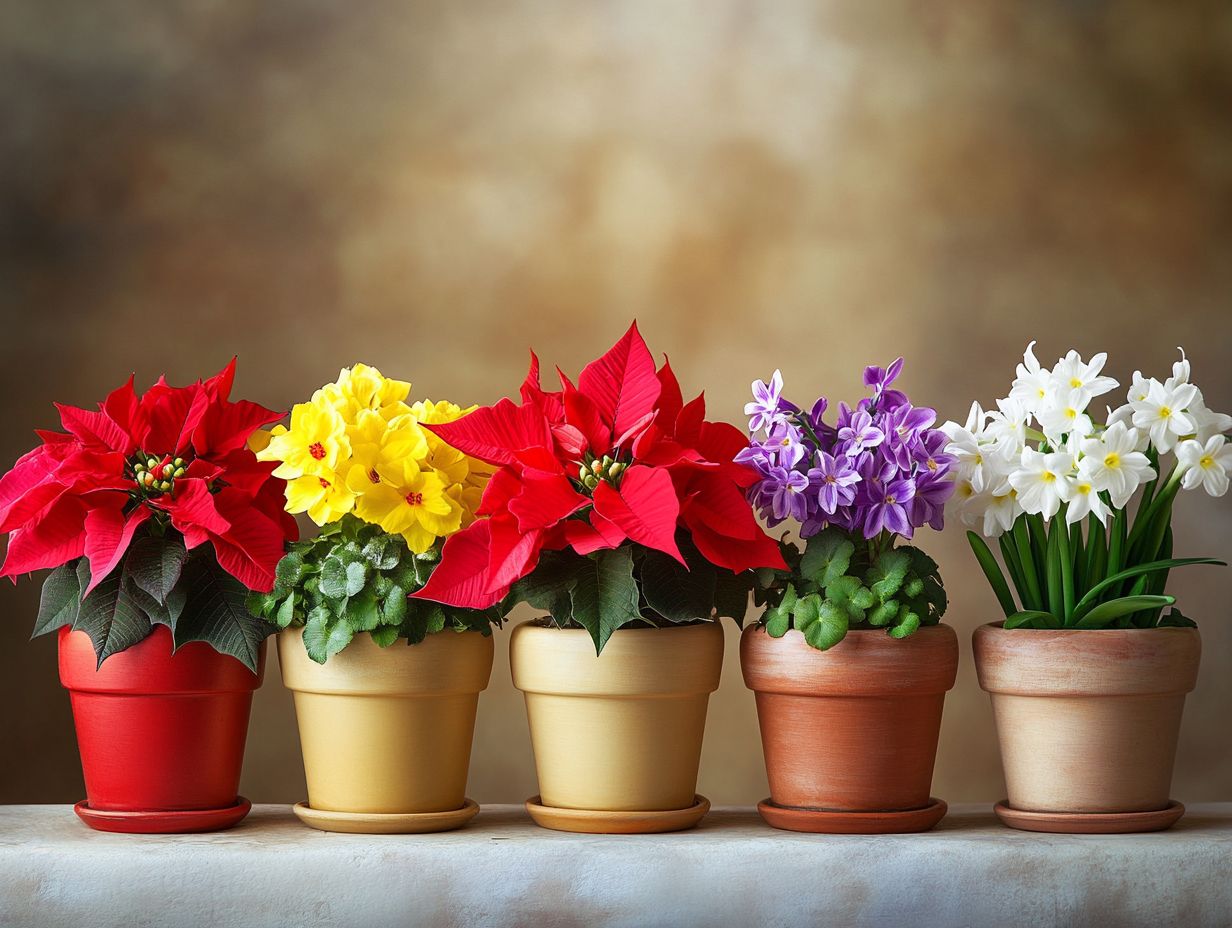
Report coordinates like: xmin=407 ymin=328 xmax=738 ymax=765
xmin=1 ymin=1 xmax=1230 ymax=806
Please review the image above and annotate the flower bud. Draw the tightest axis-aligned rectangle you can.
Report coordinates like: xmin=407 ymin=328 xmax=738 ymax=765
xmin=147 ymin=457 xmax=159 ymax=469
xmin=590 ymin=460 xmax=603 ymax=475
xmin=174 ymin=467 xmax=186 ymax=478
xmin=143 ymin=472 xmax=156 ymax=486
xmin=162 ymin=464 xmax=175 ymax=477
xmin=582 ymin=473 xmax=599 ymax=490
xmin=173 ymin=458 xmax=184 ymax=467
xmin=609 ymin=462 xmax=625 ymax=479
xmin=159 ymin=480 xmax=172 ymax=492
xmin=134 ymin=463 xmax=146 ymax=474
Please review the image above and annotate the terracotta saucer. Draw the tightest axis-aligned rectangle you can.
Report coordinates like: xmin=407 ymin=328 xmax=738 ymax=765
xmin=994 ymin=800 xmax=1185 ymax=834
xmin=74 ymin=797 xmax=252 ymax=834
xmin=525 ymin=795 xmax=711 ymax=834
xmin=757 ymin=797 xmax=948 ymax=834
xmin=292 ymin=798 xmax=480 ymax=834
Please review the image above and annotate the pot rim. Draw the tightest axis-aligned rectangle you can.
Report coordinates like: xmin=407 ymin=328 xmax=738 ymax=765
xmin=509 ymin=618 xmax=724 ymax=697
xmin=58 ymin=625 xmax=266 ymax=695
xmin=740 ymin=623 xmax=959 ymax=697
xmin=972 ymin=620 xmax=1201 ymax=697
xmin=278 ymin=626 xmax=495 ymax=696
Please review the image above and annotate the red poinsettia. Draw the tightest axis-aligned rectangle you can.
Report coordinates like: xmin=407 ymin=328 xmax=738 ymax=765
xmin=0 ymin=360 xmax=298 ymax=593
xmin=414 ymin=323 xmax=785 ymax=609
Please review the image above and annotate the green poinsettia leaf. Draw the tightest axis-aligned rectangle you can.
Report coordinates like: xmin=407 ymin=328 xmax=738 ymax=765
xmin=125 ymin=536 xmax=188 ymax=605
xmin=174 ymin=557 xmax=271 ymax=672
xmin=639 ymin=545 xmax=716 ymax=623
xmin=33 ymin=561 xmax=83 ymax=638
xmin=74 ymin=569 xmax=153 ymax=668
xmin=800 ymin=529 xmax=854 ymax=588
xmin=510 ymin=550 xmax=577 ymax=622
xmin=570 ymin=547 xmax=642 ymax=655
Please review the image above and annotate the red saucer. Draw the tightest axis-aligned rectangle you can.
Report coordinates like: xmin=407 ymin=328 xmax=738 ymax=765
xmin=757 ymin=797 xmax=948 ymax=834
xmin=74 ymin=797 xmax=252 ymax=834
xmin=993 ymin=800 xmax=1185 ymax=834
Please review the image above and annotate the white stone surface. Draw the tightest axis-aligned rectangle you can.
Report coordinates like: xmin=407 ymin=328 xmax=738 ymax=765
xmin=1 ymin=804 xmax=1230 ymax=928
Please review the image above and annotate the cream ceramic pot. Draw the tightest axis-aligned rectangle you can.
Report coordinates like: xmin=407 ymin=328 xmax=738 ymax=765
xmin=510 ymin=621 xmax=724 ymax=812
xmin=973 ymin=623 xmax=1201 ymax=813
xmin=279 ymin=627 xmax=494 ymax=814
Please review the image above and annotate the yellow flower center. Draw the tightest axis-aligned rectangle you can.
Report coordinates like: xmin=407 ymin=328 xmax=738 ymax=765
xmin=1103 ymin=452 xmax=1120 ymax=468
xmin=309 ymin=442 xmax=326 ymax=460
xmin=405 ymin=491 xmax=424 ymax=507
xmin=1070 ymin=377 xmax=1082 ymax=389
xmin=1159 ymin=406 xmax=1172 ymax=419
xmin=1042 ymin=471 xmax=1056 ymax=483
xmin=1200 ymin=454 xmax=1214 ymax=470
xmin=367 ymin=468 xmax=380 ymax=484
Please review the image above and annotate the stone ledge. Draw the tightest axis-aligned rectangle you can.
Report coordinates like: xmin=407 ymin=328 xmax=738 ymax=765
xmin=2 ymin=804 xmax=1229 ymax=928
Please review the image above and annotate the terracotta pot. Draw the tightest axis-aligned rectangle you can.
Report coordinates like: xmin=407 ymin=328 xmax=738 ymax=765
xmin=59 ymin=625 xmax=263 ymax=828
xmin=510 ymin=621 xmax=723 ymax=813
xmin=973 ymin=622 xmax=1201 ymax=814
xmin=741 ymin=625 xmax=958 ymax=813
xmin=279 ymin=627 xmax=493 ymax=816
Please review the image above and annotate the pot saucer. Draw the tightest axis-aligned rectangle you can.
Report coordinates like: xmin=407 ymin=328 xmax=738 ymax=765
xmin=994 ymin=799 xmax=1185 ymax=834
xmin=757 ymin=797 xmax=948 ymax=834
xmin=73 ymin=797 xmax=252 ymax=834
xmin=292 ymin=798 xmax=480 ymax=834
xmin=525 ymin=795 xmax=711 ymax=834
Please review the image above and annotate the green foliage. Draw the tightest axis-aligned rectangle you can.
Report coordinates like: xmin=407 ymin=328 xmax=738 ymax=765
xmin=33 ymin=534 xmax=270 ymax=671
xmin=754 ymin=527 xmax=947 ymax=651
xmin=507 ymin=531 xmax=755 ymax=656
xmin=968 ymin=494 xmax=1225 ymax=631
xmin=247 ymin=515 xmax=498 ymax=664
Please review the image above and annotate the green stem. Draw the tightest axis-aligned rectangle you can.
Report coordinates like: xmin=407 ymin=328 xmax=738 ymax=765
xmin=1057 ymin=514 xmax=1075 ymax=623
xmin=1012 ymin=517 xmax=1045 ymax=611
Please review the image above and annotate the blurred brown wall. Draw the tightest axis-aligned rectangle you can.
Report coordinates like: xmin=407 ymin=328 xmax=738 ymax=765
xmin=1 ymin=1 xmax=1230 ymax=806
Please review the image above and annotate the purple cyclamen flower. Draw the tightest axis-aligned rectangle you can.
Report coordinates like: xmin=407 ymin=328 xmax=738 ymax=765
xmin=864 ymin=477 xmax=917 ymax=539
xmin=807 ymin=451 xmax=859 ymax=515
xmin=863 ymin=358 xmax=910 ymax=409
xmin=733 ymin=441 xmax=777 ymax=476
xmin=911 ymin=469 xmax=955 ymax=532
xmin=882 ymin=403 xmax=937 ymax=468
xmin=744 ymin=370 xmax=798 ymax=433
xmin=836 ymin=407 xmax=884 ymax=457
xmin=912 ymin=428 xmax=956 ymax=477
xmin=766 ymin=419 xmax=806 ymax=468
xmin=764 ymin=465 xmax=812 ymax=524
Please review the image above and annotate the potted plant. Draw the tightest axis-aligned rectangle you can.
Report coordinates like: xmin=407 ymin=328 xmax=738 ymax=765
xmin=945 ymin=344 xmax=1228 ymax=833
xmin=0 ymin=361 xmax=297 ymax=833
xmin=735 ymin=361 xmax=959 ymax=834
xmin=248 ymin=364 xmax=499 ymax=834
xmin=414 ymin=323 xmax=785 ymax=833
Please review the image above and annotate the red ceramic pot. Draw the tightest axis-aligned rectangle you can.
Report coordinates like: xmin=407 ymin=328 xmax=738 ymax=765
xmin=58 ymin=625 xmax=264 ymax=832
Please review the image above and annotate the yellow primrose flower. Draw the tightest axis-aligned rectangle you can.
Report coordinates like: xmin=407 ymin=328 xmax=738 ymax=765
xmin=410 ymin=398 xmax=475 ymax=425
xmin=257 ymin=401 xmax=350 ymax=480
xmin=285 ymin=474 xmax=356 ymax=526
xmin=354 ymin=460 xmax=462 ymax=553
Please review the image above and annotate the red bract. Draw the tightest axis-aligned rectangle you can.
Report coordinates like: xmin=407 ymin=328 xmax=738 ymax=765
xmin=414 ymin=323 xmax=786 ymax=609
xmin=0 ymin=360 xmax=298 ymax=592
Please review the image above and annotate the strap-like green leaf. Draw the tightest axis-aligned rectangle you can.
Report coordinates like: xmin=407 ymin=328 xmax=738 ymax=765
xmin=968 ymin=532 xmax=1016 ymax=617
xmin=1071 ymin=558 xmax=1224 ymax=620
xmin=1074 ymin=595 xmax=1176 ymax=629
xmin=1003 ymin=610 xmax=1061 ymax=629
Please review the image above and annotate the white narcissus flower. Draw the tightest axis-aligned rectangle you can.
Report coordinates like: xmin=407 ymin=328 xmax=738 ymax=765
xmin=1010 ymin=448 xmax=1076 ymax=521
xmin=1065 ymin=471 xmax=1110 ymax=526
xmin=1189 ymin=391 xmax=1232 ymax=442
xmin=984 ymin=397 xmax=1031 ymax=451
xmin=1130 ymin=379 xmax=1199 ymax=452
xmin=1078 ymin=422 xmax=1155 ymax=508
xmin=942 ymin=402 xmax=992 ymax=492
xmin=981 ymin=484 xmax=1022 ymax=536
xmin=1051 ymin=350 xmax=1119 ymax=407
xmin=1008 ymin=341 xmax=1052 ymax=413
xmin=1178 ymin=436 xmax=1232 ymax=497
xmin=1036 ymin=389 xmax=1094 ymax=441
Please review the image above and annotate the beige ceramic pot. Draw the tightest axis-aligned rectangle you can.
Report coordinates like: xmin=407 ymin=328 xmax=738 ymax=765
xmin=741 ymin=624 xmax=958 ymax=821
xmin=279 ymin=628 xmax=493 ymax=818
xmin=510 ymin=620 xmax=723 ymax=814
xmin=973 ymin=622 xmax=1201 ymax=814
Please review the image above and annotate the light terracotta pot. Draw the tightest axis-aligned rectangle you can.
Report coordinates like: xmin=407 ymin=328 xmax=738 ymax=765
xmin=973 ymin=622 xmax=1201 ymax=813
xmin=741 ymin=625 xmax=959 ymax=812
xmin=509 ymin=620 xmax=724 ymax=812
xmin=278 ymin=627 xmax=493 ymax=815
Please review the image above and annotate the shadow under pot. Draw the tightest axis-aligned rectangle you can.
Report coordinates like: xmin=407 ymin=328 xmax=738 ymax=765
xmin=741 ymin=624 xmax=959 ymax=834
xmin=973 ymin=622 xmax=1200 ymax=834
xmin=510 ymin=620 xmax=723 ymax=834
xmin=278 ymin=627 xmax=494 ymax=834
xmin=59 ymin=624 xmax=263 ymax=834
